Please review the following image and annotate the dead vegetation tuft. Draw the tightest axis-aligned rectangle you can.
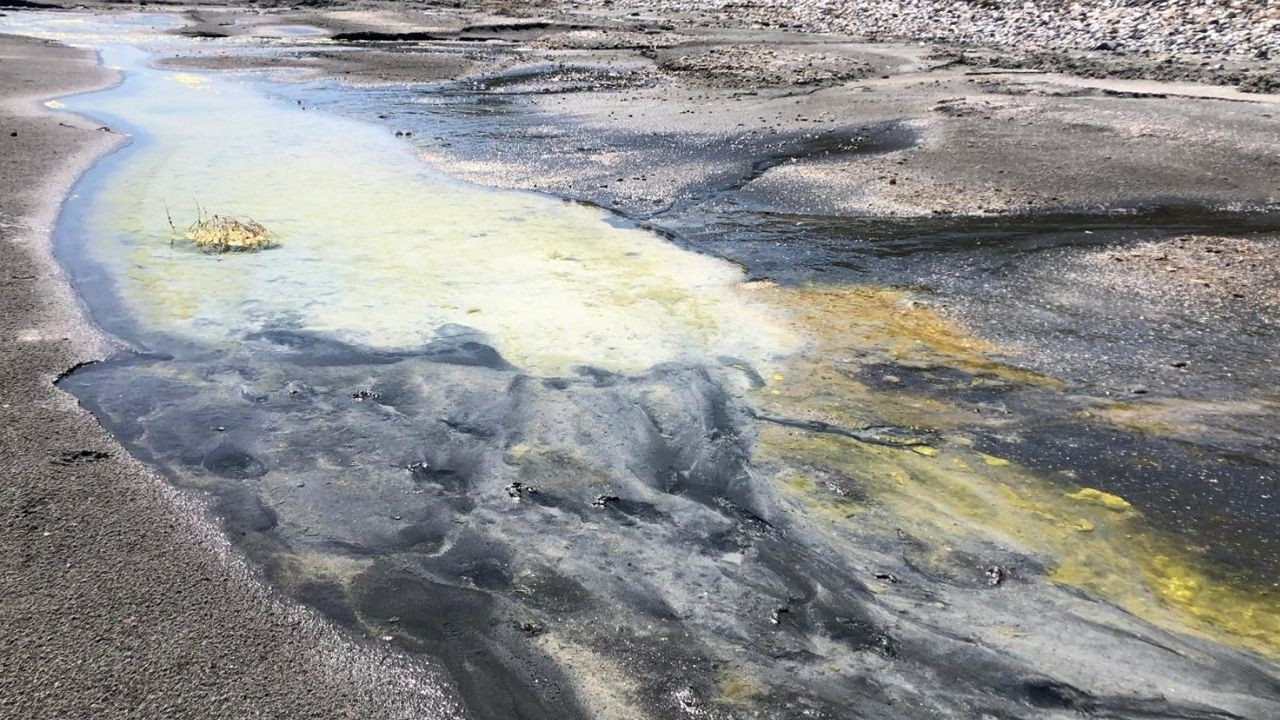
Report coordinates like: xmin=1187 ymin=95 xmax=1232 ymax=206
xmin=169 ymin=204 xmax=278 ymax=253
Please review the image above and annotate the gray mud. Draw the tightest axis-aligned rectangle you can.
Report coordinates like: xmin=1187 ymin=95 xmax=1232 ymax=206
xmin=57 ymin=326 xmax=1280 ymax=720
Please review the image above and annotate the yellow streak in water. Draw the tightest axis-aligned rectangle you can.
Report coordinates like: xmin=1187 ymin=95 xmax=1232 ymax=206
xmin=750 ymin=282 xmax=1280 ymax=659
xmin=1065 ymin=487 xmax=1133 ymax=511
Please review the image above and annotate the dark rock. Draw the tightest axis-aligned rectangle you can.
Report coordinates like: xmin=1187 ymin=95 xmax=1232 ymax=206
xmin=591 ymin=494 xmax=619 ymax=508
xmin=515 ymin=620 xmax=545 ymax=635
xmin=506 ymin=481 xmax=539 ymax=499
xmin=51 ymin=449 xmax=110 ymax=465
xmin=985 ymin=565 xmax=1005 ymax=586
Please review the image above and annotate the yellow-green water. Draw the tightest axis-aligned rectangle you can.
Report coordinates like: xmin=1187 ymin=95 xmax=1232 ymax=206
xmin=40 ymin=23 xmax=796 ymax=375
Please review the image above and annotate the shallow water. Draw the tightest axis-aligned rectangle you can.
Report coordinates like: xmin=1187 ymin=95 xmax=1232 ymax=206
xmin=12 ymin=11 xmax=1280 ymax=720
xmin=18 ymin=14 xmax=793 ymax=376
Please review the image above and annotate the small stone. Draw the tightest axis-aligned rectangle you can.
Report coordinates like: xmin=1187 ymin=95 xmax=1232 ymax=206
xmin=675 ymin=687 xmax=700 ymax=708
xmin=506 ymin=481 xmax=538 ymax=499
xmin=986 ymin=565 xmax=1006 ymax=586
xmin=516 ymin=620 xmax=545 ymax=635
xmin=592 ymin=494 xmax=619 ymax=508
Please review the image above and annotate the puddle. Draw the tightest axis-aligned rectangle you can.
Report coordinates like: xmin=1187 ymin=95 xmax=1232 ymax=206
xmin=10 ymin=11 xmax=1280 ymax=720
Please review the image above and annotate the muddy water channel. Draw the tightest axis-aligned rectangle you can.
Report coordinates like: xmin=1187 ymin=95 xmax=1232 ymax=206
xmin=12 ymin=12 xmax=1280 ymax=720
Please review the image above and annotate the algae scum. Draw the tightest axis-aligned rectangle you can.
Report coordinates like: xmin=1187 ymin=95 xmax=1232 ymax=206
xmin=18 ymin=13 xmax=1280 ymax=720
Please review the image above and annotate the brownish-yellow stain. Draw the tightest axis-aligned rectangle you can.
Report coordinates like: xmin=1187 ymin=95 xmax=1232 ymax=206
xmin=1088 ymin=397 xmax=1272 ymax=447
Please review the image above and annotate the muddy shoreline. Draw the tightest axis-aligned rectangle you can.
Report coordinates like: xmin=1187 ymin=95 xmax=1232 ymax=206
xmin=2 ymin=5 xmax=1279 ymax=720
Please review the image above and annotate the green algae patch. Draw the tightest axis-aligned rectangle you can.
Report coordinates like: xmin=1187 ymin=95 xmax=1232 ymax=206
xmin=1139 ymin=549 xmax=1280 ymax=654
xmin=775 ymin=467 xmax=868 ymax=523
xmin=978 ymin=453 xmax=1010 ymax=467
xmin=759 ymin=423 xmax=1280 ymax=659
xmin=1053 ymin=537 xmax=1280 ymax=659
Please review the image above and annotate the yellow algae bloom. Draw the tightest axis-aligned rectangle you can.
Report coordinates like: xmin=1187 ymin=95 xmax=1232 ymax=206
xmin=747 ymin=280 xmax=1280 ymax=659
xmin=1066 ymin=487 xmax=1133 ymax=512
xmin=978 ymin=453 xmax=1011 ymax=467
xmin=165 ymin=72 xmax=209 ymax=89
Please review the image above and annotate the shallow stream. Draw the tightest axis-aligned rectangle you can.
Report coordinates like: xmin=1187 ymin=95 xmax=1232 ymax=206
xmin=8 ymin=12 xmax=1280 ymax=720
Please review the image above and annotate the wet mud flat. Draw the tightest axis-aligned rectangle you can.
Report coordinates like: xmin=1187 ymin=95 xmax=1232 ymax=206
xmin=267 ymin=39 xmax=1280 ymax=582
xmin=6 ymin=9 xmax=1280 ymax=720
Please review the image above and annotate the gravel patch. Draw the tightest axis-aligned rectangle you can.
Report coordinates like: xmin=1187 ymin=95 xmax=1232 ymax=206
xmin=589 ymin=0 xmax=1280 ymax=60
xmin=1084 ymin=234 xmax=1280 ymax=319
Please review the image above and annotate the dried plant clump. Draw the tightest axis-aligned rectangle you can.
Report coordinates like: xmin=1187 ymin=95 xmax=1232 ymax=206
xmin=173 ymin=206 xmax=278 ymax=253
